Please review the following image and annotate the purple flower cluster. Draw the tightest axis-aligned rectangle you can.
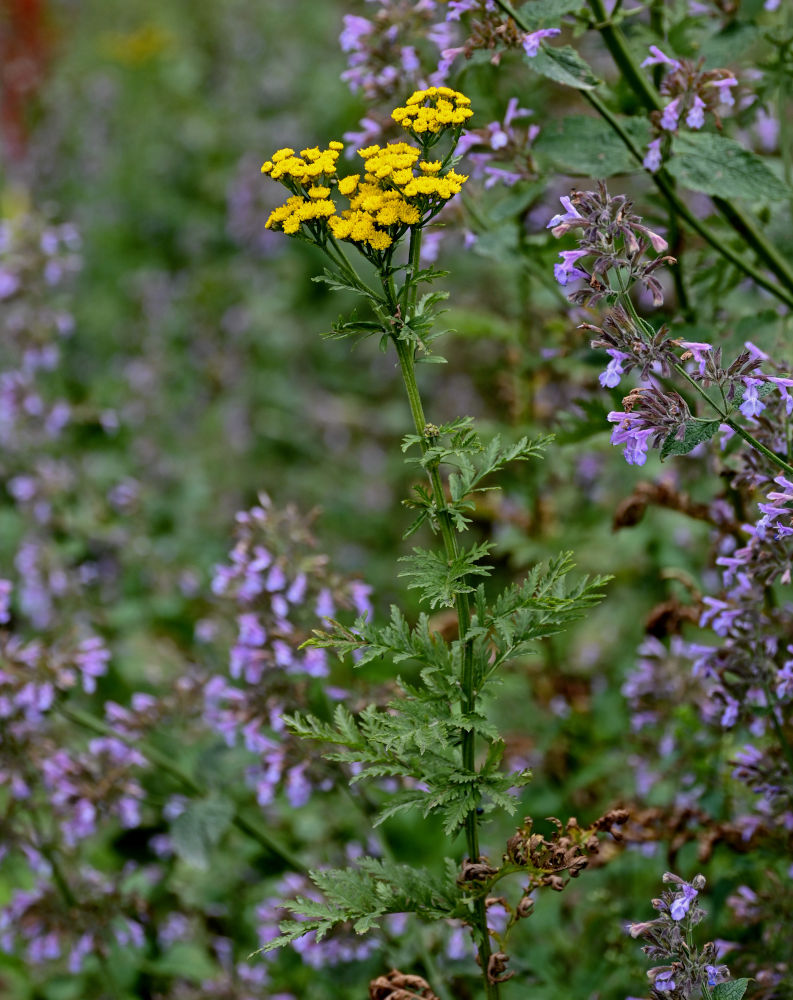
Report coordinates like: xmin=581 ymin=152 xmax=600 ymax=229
xmin=638 ymin=47 xmax=738 ymax=170
xmin=629 ymin=873 xmax=732 ymax=999
xmin=547 ymin=185 xmax=671 ymax=308
xmin=456 ymin=97 xmax=540 ymax=189
xmin=207 ymin=493 xmax=372 ymax=810
xmin=0 ymin=866 xmax=147 ymax=973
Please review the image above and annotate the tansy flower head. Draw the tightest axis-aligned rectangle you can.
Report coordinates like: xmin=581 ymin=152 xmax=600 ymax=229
xmin=391 ymin=87 xmax=473 ymax=137
xmin=260 ymin=99 xmax=472 ymax=254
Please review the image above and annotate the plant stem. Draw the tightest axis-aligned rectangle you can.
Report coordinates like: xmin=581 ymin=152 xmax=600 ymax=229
xmin=393 ymin=336 xmax=497 ymax=1000
xmin=60 ymin=704 xmax=304 ymax=873
xmin=672 ymin=363 xmax=793 ymax=478
xmin=388 ymin=226 xmax=497 ymax=998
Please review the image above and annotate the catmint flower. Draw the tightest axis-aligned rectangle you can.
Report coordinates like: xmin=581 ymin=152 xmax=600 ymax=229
xmin=607 ymin=412 xmax=654 ymax=466
xmin=710 ymin=76 xmax=737 ymax=107
xmin=641 ymin=46 xmax=681 ymax=69
xmin=660 ymin=97 xmax=681 ymax=131
xmin=546 ymin=195 xmax=583 ymax=235
xmin=0 ymin=580 xmax=11 ymax=624
xmin=768 ymin=375 xmax=793 ymax=415
xmin=653 ymin=969 xmax=676 ymax=991
xmin=739 ymin=377 xmax=766 ymax=418
xmin=686 ymin=95 xmax=706 ymax=129
xmin=679 ymin=340 xmax=712 ymax=375
xmin=599 ymin=350 xmax=631 ymax=388
xmin=0 ymin=270 xmax=20 ymax=299
xmin=643 ymin=138 xmax=662 ymax=172
xmin=340 ymin=15 xmax=374 ymax=52
xmin=554 ymin=249 xmax=589 ymax=286
xmin=522 ymin=28 xmax=561 ymax=57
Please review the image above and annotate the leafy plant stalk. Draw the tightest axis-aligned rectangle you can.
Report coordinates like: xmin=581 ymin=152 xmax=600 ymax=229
xmin=376 ymin=217 xmax=496 ymax=996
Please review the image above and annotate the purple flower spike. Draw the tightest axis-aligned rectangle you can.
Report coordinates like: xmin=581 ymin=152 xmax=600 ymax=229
xmin=522 ymin=28 xmax=561 ymax=58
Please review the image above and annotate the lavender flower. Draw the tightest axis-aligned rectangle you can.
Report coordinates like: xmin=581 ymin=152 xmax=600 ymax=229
xmin=522 ymin=28 xmax=561 ymax=57
xmin=643 ymin=138 xmax=663 ymax=172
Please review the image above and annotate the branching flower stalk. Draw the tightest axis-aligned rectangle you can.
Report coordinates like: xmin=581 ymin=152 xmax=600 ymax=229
xmin=258 ymin=88 xmax=610 ymax=998
xmin=547 ymin=183 xmax=793 ymax=477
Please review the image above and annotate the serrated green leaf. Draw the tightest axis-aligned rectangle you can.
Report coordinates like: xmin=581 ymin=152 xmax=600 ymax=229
xmin=660 ymin=419 xmax=720 ymax=459
xmin=529 ymin=45 xmax=600 ymax=90
xmin=517 ymin=0 xmax=584 ymax=26
xmin=170 ymin=796 xmax=235 ymax=870
xmin=713 ymin=979 xmax=750 ymax=1000
xmin=398 ymin=541 xmax=494 ymax=608
xmin=535 ymin=116 xmax=650 ymax=176
xmin=668 ymin=132 xmax=790 ymax=201
xmin=700 ymin=22 xmax=759 ymax=66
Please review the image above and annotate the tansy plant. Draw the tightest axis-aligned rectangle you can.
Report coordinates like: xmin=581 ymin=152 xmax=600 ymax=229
xmin=258 ymin=88 xmax=612 ymax=1000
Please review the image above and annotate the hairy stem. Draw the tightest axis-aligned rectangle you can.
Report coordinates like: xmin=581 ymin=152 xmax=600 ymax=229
xmin=392 ymin=336 xmax=495 ymax=997
xmin=60 ymin=704 xmax=304 ymax=872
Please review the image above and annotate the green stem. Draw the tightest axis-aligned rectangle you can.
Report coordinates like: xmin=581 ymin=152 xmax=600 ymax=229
xmin=390 ymin=226 xmax=497 ymax=997
xmin=60 ymin=705 xmax=304 ymax=872
xmin=393 ymin=338 xmax=496 ymax=1000
xmin=324 ymin=227 xmax=497 ymax=997
xmin=724 ymin=417 xmax=793 ymax=479
xmin=672 ymin=363 xmax=793 ymax=478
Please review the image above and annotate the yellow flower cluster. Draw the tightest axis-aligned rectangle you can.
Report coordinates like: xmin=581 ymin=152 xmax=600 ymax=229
xmin=263 ymin=143 xmax=344 ymax=235
xmin=391 ymin=87 xmax=473 ymax=134
xmin=261 ymin=91 xmax=472 ymax=251
xmin=265 ymin=195 xmax=336 ymax=235
xmin=261 ymin=142 xmax=344 ymax=184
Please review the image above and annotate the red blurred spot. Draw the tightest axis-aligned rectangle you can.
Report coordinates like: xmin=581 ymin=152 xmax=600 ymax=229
xmin=0 ymin=0 xmax=51 ymax=162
